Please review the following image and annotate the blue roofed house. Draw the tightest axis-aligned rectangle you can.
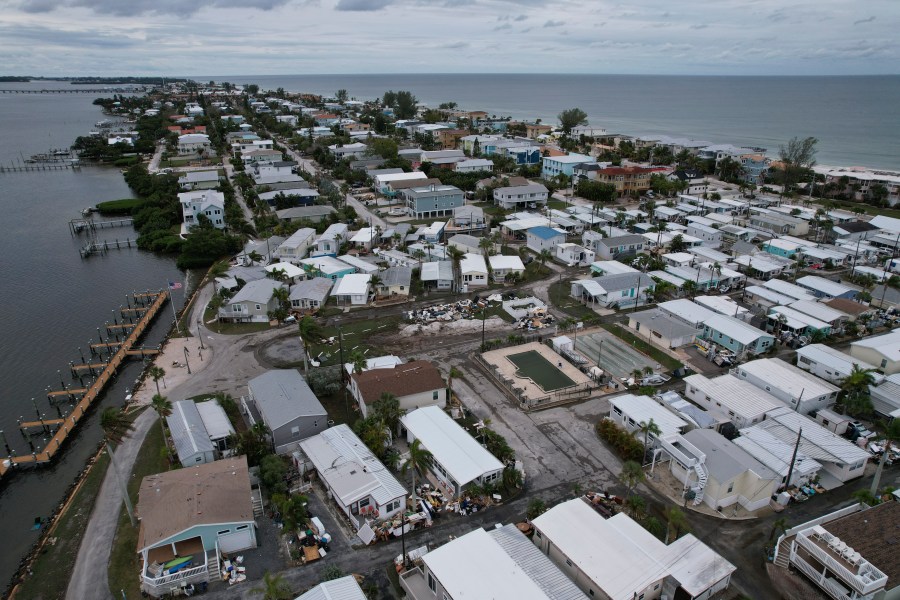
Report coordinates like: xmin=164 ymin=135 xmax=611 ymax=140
xmin=137 ymin=456 xmax=257 ymax=597
xmin=526 ymin=226 xmax=566 ymax=253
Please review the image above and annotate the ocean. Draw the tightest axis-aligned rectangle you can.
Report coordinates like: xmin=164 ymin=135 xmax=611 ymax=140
xmin=0 ymin=80 xmax=185 ymax=590
xmin=211 ymin=73 xmax=900 ymax=170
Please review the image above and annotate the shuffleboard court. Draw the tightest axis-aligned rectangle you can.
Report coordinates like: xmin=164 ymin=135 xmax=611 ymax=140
xmin=508 ymin=350 xmax=576 ymax=392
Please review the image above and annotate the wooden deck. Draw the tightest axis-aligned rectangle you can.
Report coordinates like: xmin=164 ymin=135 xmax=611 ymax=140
xmin=1 ymin=290 xmax=169 ymax=478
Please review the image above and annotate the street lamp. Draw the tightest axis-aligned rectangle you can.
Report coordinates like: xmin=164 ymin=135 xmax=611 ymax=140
xmin=183 ymin=346 xmax=191 ymax=374
xmin=197 ymin=318 xmax=205 ymax=350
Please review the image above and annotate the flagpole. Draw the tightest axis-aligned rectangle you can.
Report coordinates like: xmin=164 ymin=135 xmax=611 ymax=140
xmin=168 ymin=281 xmax=180 ymax=334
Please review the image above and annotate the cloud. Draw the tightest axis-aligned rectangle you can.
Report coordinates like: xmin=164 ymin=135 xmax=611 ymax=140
xmin=543 ymin=19 xmax=564 ymax=27
xmin=12 ymin=0 xmax=294 ymax=17
xmin=334 ymin=0 xmax=392 ymax=9
xmin=853 ymin=16 xmax=876 ymax=25
xmin=514 ymin=14 xmax=527 ymax=21
xmin=690 ymin=23 xmax=708 ymax=30
xmin=494 ymin=22 xmax=512 ymax=30
xmin=441 ymin=41 xmax=469 ymax=49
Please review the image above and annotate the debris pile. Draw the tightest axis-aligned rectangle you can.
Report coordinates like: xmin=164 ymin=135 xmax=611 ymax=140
xmin=407 ymin=299 xmax=485 ymax=323
xmin=398 ymin=316 xmax=508 ymax=337
xmin=584 ymin=491 xmax=623 ymax=518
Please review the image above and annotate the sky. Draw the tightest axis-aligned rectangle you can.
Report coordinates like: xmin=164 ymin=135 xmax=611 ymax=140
xmin=0 ymin=0 xmax=897 ymax=76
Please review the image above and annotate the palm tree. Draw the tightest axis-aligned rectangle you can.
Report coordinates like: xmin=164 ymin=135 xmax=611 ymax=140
xmin=101 ymin=407 xmax=136 ymax=527
xmin=447 ymin=246 xmax=466 ymax=291
xmin=252 ymin=571 xmax=291 ymax=600
xmin=447 ymin=366 xmax=462 ymax=402
xmin=682 ymin=279 xmax=698 ymax=299
xmin=371 ymin=392 xmax=405 ymax=435
xmin=665 ymin=506 xmax=690 ymax=543
xmin=625 ymin=494 xmax=646 ymax=520
xmin=619 ymin=460 xmax=645 ymax=494
xmin=403 ymin=439 xmax=434 ymax=503
xmin=348 ymin=348 xmax=366 ymax=375
xmin=478 ymin=236 xmax=494 ymax=257
xmin=369 ymin=274 xmax=383 ymax=299
xmin=768 ymin=516 xmax=788 ymax=541
xmin=150 ymin=394 xmax=173 ymax=452
xmin=636 ymin=419 xmax=662 ymax=460
xmin=148 ymin=365 xmax=166 ymax=395
xmin=271 ymin=286 xmax=290 ymax=320
xmin=296 ymin=316 xmax=323 ymax=373
xmin=839 ymin=364 xmax=877 ymax=416
xmin=539 ymin=248 xmax=552 ymax=267
xmin=870 ymin=419 xmax=900 ymax=497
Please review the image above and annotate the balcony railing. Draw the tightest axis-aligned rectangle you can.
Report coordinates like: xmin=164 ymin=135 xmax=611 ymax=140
xmin=793 ymin=531 xmax=887 ymax=596
xmin=792 ymin=555 xmax=853 ymax=600
xmin=142 ymin=563 xmax=209 ymax=592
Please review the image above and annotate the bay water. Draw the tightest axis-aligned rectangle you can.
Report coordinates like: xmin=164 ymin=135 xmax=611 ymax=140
xmin=0 ymin=81 xmax=185 ymax=590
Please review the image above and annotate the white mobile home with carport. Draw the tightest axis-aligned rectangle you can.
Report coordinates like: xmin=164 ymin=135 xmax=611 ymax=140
xmin=296 ymin=424 xmax=407 ymax=531
xmin=795 ymin=344 xmax=881 ymax=385
xmin=400 ymin=406 xmax=504 ymax=499
xmin=684 ymin=373 xmax=782 ymax=429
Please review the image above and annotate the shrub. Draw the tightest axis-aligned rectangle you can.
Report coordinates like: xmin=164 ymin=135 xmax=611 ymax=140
xmin=596 ymin=418 xmax=644 ymax=462
xmin=96 ymin=198 xmax=148 ymax=215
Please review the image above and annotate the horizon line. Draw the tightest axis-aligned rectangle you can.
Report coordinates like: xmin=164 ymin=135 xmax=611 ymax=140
xmin=8 ymin=72 xmax=900 ymax=79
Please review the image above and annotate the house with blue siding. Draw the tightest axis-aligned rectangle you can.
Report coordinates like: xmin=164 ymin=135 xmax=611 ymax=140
xmin=137 ymin=456 xmax=257 ymax=597
xmin=402 ymin=184 xmax=465 ymax=219
xmin=506 ymin=146 xmax=543 ymax=165
xmin=700 ymin=314 xmax=775 ymax=356
xmin=541 ymin=152 xmax=593 ymax=179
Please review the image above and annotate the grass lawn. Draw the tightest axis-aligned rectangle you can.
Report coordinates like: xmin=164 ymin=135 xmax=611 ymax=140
xmin=521 ymin=261 xmax=551 ymax=283
xmin=107 ymin=417 xmax=171 ymax=600
xmin=307 ymin=316 xmax=402 ymax=368
xmin=546 ymin=199 xmax=568 ymax=211
xmin=482 ymin=303 xmax=515 ymax=323
xmin=597 ymin=322 xmax=684 ymax=372
xmin=548 ymin=280 xmax=600 ymax=320
xmin=508 ymin=350 xmax=576 ymax=391
xmin=12 ymin=451 xmax=111 ymax=600
xmin=317 ymin=389 xmax=357 ymax=427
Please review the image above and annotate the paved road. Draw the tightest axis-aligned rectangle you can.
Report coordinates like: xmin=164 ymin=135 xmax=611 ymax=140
xmin=345 ymin=193 xmax=387 ymax=229
xmin=65 ymin=409 xmax=155 ymax=600
xmin=222 ymin=160 xmax=254 ymax=223
xmin=147 ymin=143 xmax=164 ymax=173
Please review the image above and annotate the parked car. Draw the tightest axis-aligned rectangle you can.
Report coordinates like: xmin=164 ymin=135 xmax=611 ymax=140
xmin=846 ymin=421 xmax=874 ymax=441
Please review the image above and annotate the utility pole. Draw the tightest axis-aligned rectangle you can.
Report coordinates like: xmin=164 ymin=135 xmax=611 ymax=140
xmin=784 ymin=427 xmax=803 ymax=491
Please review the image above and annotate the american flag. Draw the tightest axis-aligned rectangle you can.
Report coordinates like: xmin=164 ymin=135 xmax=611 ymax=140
xmin=168 ymin=281 xmax=183 ymax=290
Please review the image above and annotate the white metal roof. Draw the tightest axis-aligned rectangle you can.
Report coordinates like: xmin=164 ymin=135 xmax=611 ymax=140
xmin=751 ymin=407 xmax=871 ymax=465
xmin=460 ymin=253 xmax=487 ymax=275
xmin=762 ymin=278 xmax=817 ymax=301
xmin=167 ymin=400 xmax=214 ymax=462
xmin=608 ymin=393 xmax=688 ymax=437
xmin=420 ymin=260 xmax=453 ymax=282
xmin=488 ymin=255 xmax=525 ymax=270
xmin=294 ymin=575 xmax=368 ymax=600
xmin=733 ymin=427 xmax=822 ymax=478
xmin=401 ymin=407 xmax=503 ymax=488
xmin=332 ymin=273 xmax=371 ymax=296
xmin=684 ymin=374 xmax=782 ymax=420
xmin=796 ymin=275 xmax=854 ymax=297
xmin=648 ymin=270 xmax=686 ymax=288
xmin=851 ymin=330 xmax=900 ymax=362
xmin=658 ymin=299 xmax=716 ymax=327
xmin=336 ymin=254 xmax=380 ymax=274
xmin=422 ymin=527 xmax=570 ymax=600
xmin=374 ymin=171 xmax=427 ymax=185
xmin=694 ymin=295 xmax=748 ymax=318
xmin=703 ymin=314 xmax=771 ymax=345
xmin=590 ymin=260 xmax=639 ymax=275
xmin=532 ymin=500 xmax=734 ymax=600
xmin=737 ymin=358 xmax=840 ymax=399
xmin=264 ymin=262 xmax=306 ymax=279
xmin=745 ymin=285 xmax=796 ymax=306
xmin=300 ymin=255 xmax=355 ymax=275
xmin=769 ymin=306 xmax=831 ymax=331
xmin=195 ymin=399 xmax=235 ymax=441
xmin=298 ymin=424 xmax=407 ymax=507
xmin=796 ymin=344 xmax=878 ymax=378
xmin=663 ymin=252 xmax=695 ymax=264
xmin=789 ymin=299 xmax=849 ymax=323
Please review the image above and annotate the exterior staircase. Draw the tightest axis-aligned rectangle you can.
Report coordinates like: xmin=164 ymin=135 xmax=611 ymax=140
xmin=774 ymin=536 xmax=793 ymax=568
xmin=691 ymin=462 xmax=708 ymax=506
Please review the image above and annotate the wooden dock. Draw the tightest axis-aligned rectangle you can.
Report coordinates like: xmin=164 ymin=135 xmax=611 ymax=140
xmin=0 ymin=162 xmax=81 ymax=174
xmin=0 ymin=290 xmax=169 ymax=478
xmin=79 ymin=237 xmax=139 ymax=258
xmin=69 ymin=217 xmax=134 ymax=236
